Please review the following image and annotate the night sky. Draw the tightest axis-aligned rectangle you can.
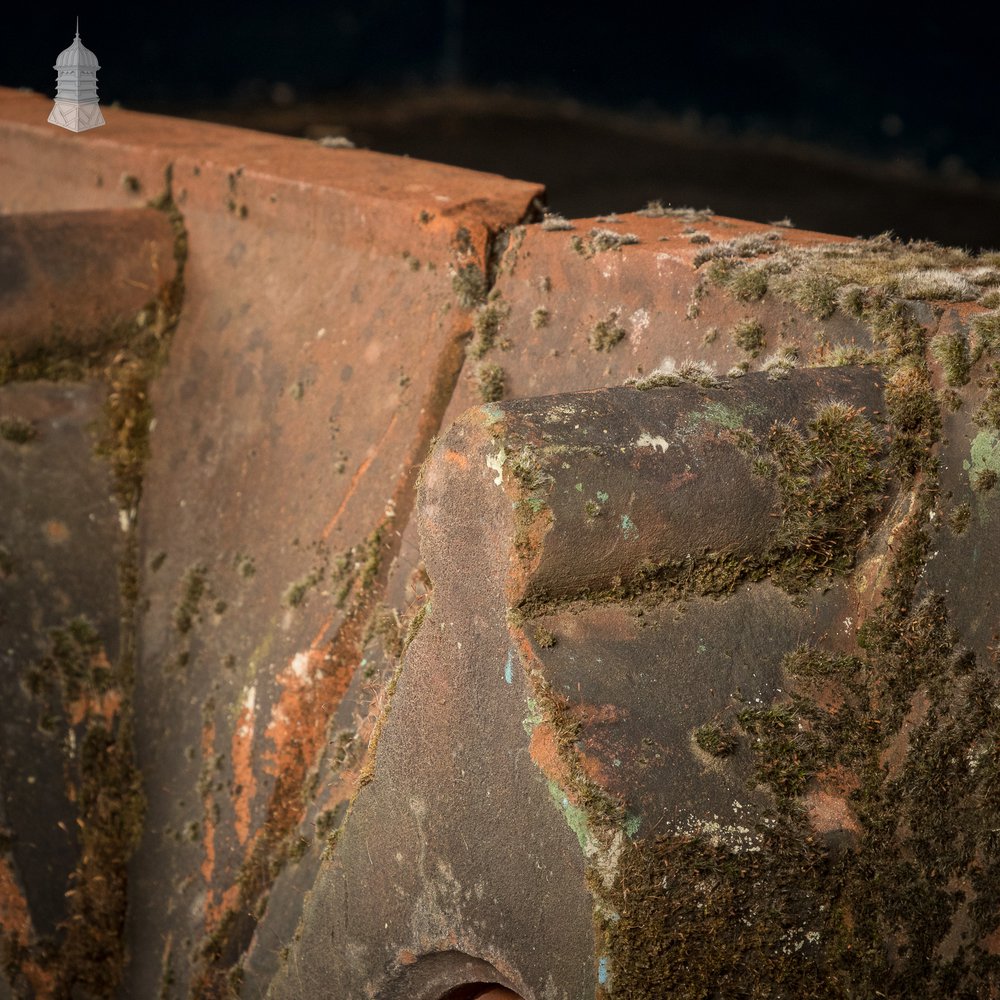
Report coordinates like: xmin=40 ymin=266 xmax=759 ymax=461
xmin=3 ymin=3 xmax=997 ymax=180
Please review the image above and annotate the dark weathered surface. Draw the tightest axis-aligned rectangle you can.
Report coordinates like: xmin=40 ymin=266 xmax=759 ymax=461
xmin=271 ymin=368 xmax=897 ymax=996
xmin=0 ymin=380 xmax=122 ymax=996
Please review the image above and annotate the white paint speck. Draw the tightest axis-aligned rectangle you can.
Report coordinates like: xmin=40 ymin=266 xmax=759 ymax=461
xmin=486 ymin=446 xmax=507 ymax=486
xmin=635 ymin=432 xmax=670 ymax=453
xmin=291 ymin=652 xmax=310 ymax=680
xmin=238 ymin=685 xmax=256 ymax=738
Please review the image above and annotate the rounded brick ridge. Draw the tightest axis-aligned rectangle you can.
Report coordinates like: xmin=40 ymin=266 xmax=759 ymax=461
xmin=421 ymin=367 xmax=888 ymax=608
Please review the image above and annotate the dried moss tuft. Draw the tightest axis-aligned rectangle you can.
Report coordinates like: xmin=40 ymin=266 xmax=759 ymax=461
xmin=0 ymin=417 xmax=37 ymax=443
xmin=731 ymin=317 xmax=766 ymax=357
xmin=693 ymin=722 xmax=737 ymax=757
xmin=884 ymin=365 xmax=940 ymax=475
xmin=589 ymin=312 xmax=627 ymax=352
xmin=636 ymin=202 xmax=713 ymax=222
xmin=931 ymin=332 xmax=972 ymax=387
xmin=531 ymin=306 xmax=550 ymax=329
xmin=469 ymin=298 xmax=510 ymax=358
xmin=477 ymin=362 xmax=505 ymax=402
xmin=766 ymin=402 xmax=889 ymax=589
xmin=972 ymin=468 xmax=997 ymax=492
xmin=451 ymin=262 xmax=488 ymax=309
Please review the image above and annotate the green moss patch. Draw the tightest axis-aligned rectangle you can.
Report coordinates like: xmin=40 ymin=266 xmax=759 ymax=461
xmin=765 ymin=401 xmax=890 ymax=589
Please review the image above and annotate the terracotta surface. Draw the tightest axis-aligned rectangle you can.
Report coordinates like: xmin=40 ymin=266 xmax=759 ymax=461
xmin=0 ymin=208 xmax=176 ymax=355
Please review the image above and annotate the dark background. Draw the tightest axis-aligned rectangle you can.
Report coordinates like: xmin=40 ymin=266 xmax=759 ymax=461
xmin=4 ymin=3 xmax=998 ymax=247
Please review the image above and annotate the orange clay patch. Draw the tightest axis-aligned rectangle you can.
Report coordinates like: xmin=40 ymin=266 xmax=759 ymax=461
xmin=0 ymin=858 xmax=54 ymax=996
xmin=0 ymin=857 xmax=31 ymax=944
xmin=199 ymin=716 xmax=217 ymax=890
xmin=529 ymin=721 xmax=573 ymax=789
xmin=577 ymin=747 xmax=611 ymax=787
xmin=804 ymin=790 xmax=861 ymax=837
xmin=67 ymin=687 xmax=122 ymax=727
xmin=43 ymin=519 xmax=70 ymax=543
xmin=231 ymin=686 xmax=257 ymax=846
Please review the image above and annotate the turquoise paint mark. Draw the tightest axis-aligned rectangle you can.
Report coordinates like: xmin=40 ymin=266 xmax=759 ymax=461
xmin=547 ymin=780 xmax=590 ymax=851
xmin=624 ymin=813 xmax=642 ymax=838
xmin=481 ymin=401 xmax=503 ymax=424
xmin=621 ymin=513 xmax=638 ymax=541
xmin=575 ymin=482 xmax=584 ymax=492
xmin=598 ymin=957 xmax=609 ymax=985
xmin=525 ymin=496 xmax=547 ymax=513
xmin=504 ymin=651 xmax=514 ymax=685
xmin=697 ymin=642 xmax=706 ymax=654
xmin=597 ymin=490 xmax=609 ymax=503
